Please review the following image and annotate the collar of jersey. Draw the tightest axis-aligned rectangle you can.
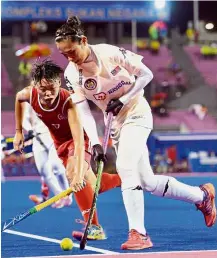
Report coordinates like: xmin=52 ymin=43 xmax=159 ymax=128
xmin=37 ymin=93 xmax=60 ymax=112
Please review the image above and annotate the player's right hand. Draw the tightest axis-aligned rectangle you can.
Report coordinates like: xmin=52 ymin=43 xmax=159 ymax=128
xmin=92 ymin=144 xmax=107 ymax=163
xmin=70 ymin=176 xmax=86 ymax=192
xmin=13 ymin=131 xmax=25 ymax=153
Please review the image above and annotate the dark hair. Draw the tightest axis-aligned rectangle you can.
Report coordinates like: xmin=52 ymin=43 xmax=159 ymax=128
xmin=31 ymin=59 xmax=63 ymax=84
xmin=55 ymin=16 xmax=84 ymax=43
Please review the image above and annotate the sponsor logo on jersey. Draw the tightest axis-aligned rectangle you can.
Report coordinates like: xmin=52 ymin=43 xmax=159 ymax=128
xmin=58 ymin=114 xmax=67 ymax=120
xmin=111 ymin=66 xmax=121 ymax=76
xmin=52 ymin=124 xmax=60 ymax=129
xmin=93 ymin=92 xmax=106 ymax=101
xmin=108 ymin=81 xmax=131 ymax=94
xmin=84 ymin=78 xmax=97 ymax=90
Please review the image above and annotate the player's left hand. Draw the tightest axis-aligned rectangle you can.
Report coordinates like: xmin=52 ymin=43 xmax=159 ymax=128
xmin=106 ymin=99 xmax=124 ymax=116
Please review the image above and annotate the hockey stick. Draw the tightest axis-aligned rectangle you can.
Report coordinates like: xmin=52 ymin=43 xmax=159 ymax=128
xmin=1 ymin=188 xmax=73 ymax=232
xmin=80 ymin=112 xmax=113 ymax=250
xmin=5 ymin=133 xmax=37 ymax=156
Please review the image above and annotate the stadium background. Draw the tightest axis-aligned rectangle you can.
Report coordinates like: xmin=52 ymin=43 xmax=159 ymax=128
xmin=2 ymin=0 xmax=217 ymax=176
xmin=1 ymin=1 xmax=217 ymax=257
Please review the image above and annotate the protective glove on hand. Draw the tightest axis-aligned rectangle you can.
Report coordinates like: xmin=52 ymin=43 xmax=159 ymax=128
xmin=105 ymin=99 xmax=124 ymax=116
xmin=92 ymin=144 xmax=107 ymax=163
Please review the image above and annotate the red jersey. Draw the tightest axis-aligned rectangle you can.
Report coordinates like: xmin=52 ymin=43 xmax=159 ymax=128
xmin=30 ymin=87 xmax=89 ymax=150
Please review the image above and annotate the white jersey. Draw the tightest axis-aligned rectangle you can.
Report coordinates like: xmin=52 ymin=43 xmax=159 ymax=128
xmin=23 ymin=103 xmax=54 ymax=151
xmin=65 ymin=44 xmax=153 ymax=133
xmin=23 ymin=102 xmax=49 ymax=135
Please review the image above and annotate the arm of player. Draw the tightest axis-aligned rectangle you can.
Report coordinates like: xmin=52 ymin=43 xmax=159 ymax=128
xmin=14 ymin=86 xmax=31 ymax=153
xmin=76 ymin=100 xmax=107 ymax=163
xmin=112 ymin=47 xmax=153 ymax=105
xmin=76 ymin=100 xmax=100 ymax=146
xmin=67 ymin=99 xmax=85 ymax=192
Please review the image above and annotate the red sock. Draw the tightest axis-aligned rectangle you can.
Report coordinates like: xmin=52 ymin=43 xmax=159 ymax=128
xmin=99 ymin=173 xmax=121 ymax=194
xmin=41 ymin=182 xmax=49 ymax=199
xmin=74 ymin=182 xmax=99 ymax=226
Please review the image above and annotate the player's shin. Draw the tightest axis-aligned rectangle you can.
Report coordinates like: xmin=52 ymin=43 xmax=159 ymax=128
xmin=122 ymin=186 xmax=146 ymax=236
xmin=148 ymin=175 xmax=204 ymax=204
xmin=74 ymin=182 xmax=99 ymax=226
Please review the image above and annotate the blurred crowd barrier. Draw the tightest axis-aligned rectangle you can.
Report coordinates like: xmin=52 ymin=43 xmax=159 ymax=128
xmin=2 ymin=132 xmax=217 ymax=178
xmin=149 ymin=132 xmax=217 ymax=173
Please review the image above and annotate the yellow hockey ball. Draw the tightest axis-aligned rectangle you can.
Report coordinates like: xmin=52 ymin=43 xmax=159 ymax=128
xmin=60 ymin=238 xmax=73 ymax=251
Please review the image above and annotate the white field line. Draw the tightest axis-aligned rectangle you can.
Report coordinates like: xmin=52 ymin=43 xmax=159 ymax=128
xmin=4 ymin=229 xmax=119 ymax=255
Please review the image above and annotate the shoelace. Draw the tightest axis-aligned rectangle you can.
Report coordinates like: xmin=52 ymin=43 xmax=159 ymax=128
xmin=75 ymin=219 xmax=101 ymax=234
xmin=202 ymin=197 xmax=212 ymax=215
xmin=129 ymin=230 xmax=143 ymax=241
xmin=199 ymin=187 xmax=212 ymax=215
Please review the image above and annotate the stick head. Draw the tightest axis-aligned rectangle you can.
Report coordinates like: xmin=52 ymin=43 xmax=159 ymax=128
xmin=80 ymin=239 xmax=87 ymax=250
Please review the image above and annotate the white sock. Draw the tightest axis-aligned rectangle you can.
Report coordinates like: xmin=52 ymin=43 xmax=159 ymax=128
xmin=122 ymin=188 xmax=146 ymax=235
xmin=151 ymin=175 xmax=204 ymax=204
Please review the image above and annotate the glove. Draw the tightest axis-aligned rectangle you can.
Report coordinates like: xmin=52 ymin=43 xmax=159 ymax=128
xmin=105 ymin=99 xmax=124 ymax=116
xmin=92 ymin=144 xmax=107 ymax=163
xmin=27 ymin=130 xmax=34 ymax=140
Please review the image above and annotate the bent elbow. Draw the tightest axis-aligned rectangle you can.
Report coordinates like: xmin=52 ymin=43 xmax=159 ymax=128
xmin=147 ymin=70 xmax=154 ymax=82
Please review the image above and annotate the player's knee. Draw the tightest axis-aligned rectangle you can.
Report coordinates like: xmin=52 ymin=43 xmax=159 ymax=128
xmin=41 ymin=171 xmax=52 ymax=182
xmin=140 ymin=175 xmax=158 ymax=192
xmin=116 ymin=167 xmax=141 ymax=191
xmin=39 ymin=166 xmax=50 ymax=179
xmin=116 ymin=158 xmax=136 ymax=176
xmin=116 ymin=158 xmax=144 ymax=191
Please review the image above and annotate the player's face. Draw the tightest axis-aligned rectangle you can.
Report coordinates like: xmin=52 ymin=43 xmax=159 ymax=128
xmin=36 ymin=78 xmax=61 ymax=107
xmin=56 ymin=37 xmax=89 ymax=65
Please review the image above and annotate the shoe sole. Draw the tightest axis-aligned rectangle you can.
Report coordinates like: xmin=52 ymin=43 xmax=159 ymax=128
xmin=205 ymin=184 xmax=216 ymax=227
xmin=121 ymin=242 xmax=153 ymax=250
xmin=72 ymin=233 xmax=106 ymax=241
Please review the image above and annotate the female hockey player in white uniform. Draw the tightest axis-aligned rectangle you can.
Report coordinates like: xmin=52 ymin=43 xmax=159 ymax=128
xmin=55 ymin=16 xmax=216 ymax=249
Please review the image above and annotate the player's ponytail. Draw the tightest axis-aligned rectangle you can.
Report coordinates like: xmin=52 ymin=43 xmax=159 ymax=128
xmin=55 ymin=16 xmax=84 ymax=43
xmin=66 ymin=16 xmax=81 ymax=28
